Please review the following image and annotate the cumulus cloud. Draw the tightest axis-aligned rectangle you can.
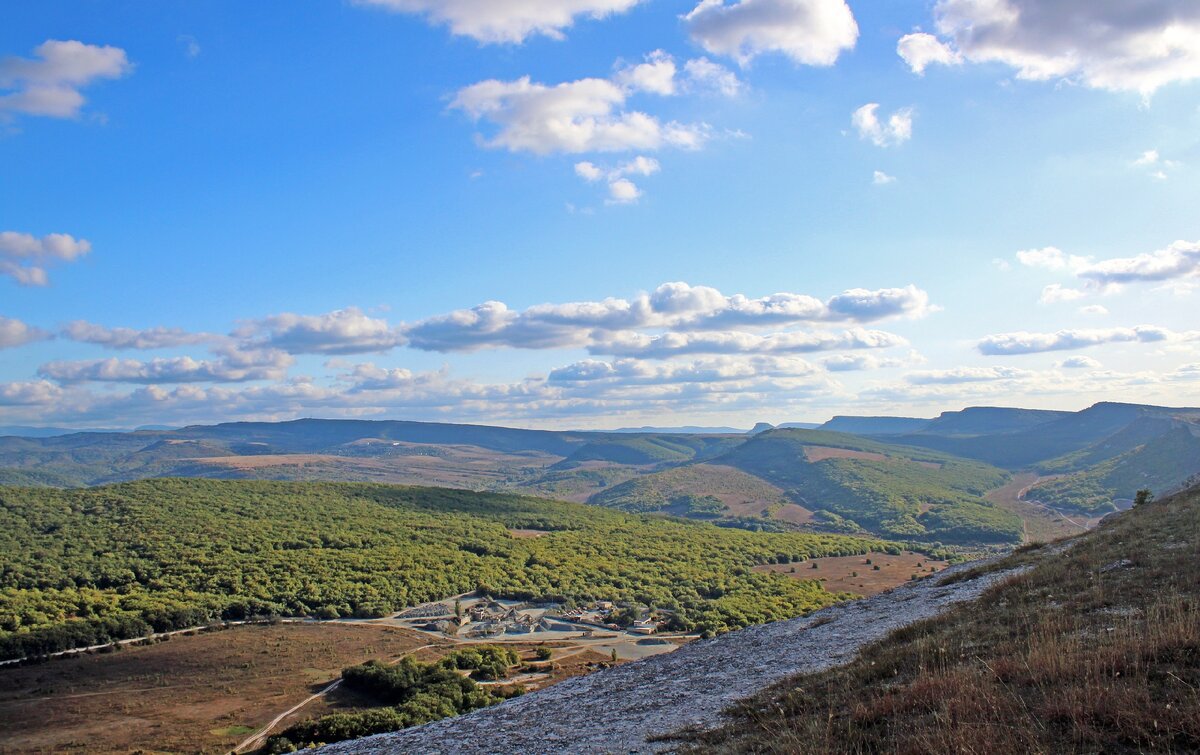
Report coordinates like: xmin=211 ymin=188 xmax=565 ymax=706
xmin=0 ymin=231 xmax=91 ymax=286
xmin=0 ymin=39 xmax=132 ymax=119
xmin=62 ymin=321 xmax=220 ymax=350
xmin=851 ymin=104 xmax=914 ymax=147
xmin=872 ymin=170 xmax=896 ymax=185
xmin=896 ymin=32 xmax=962 ymax=74
xmin=684 ymin=0 xmax=859 ymax=67
xmin=0 ymin=380 xmax=63 ymax=407
xmin=615 ymin=50 xmax=678 ymax=95
xmin=898 ymin=0 xmax=1200 ymax=95
xmin=1078 ymin=240 xmax=1200 ymax=286
xmin=607 ymin=178 xmax=642 ymax=203
xmin=353 ymin=0 xmax=644 ymax=43
xmin=451 ymin=73 xmax=707 ymax=155
xmin=38 ymin=346 xmax=294 ymax=385
xmin=977 ymin=325 xmax=1195 ymax=355
xmin=402 ymin=282 xmax=933 ymax=353
xmin=240 ymin=308 xmax=407 ymax=355
xmin=0 ymin=316 xmax=51 ymax=349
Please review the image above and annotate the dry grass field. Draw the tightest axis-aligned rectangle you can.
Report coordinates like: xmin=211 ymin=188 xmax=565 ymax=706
xmin=754 ymin=551 xmax=949 ymax=597
xmin=0 ymin=623 xmax=446 ymax=754
xmin=688 ymin=486 xmax=1200 ymax=754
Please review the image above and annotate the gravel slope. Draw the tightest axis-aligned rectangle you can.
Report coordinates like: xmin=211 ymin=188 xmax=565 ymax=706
xmin=322 ymin=562 xmax=1018 ymax=754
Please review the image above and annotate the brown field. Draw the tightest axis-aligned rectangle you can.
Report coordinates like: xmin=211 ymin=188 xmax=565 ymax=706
xmin=0 ymin=623 xmax=448 ymax=754
xmin=985 ymin=473 xmax=1094 ymax=543
xmin=755 ymin=551 xmax=949 ymax=597
xmin=508 ymin=528 xmax=551 ymax=538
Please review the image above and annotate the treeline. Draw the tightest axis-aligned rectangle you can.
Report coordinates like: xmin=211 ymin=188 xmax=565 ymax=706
xmin=0 ymin=479 xmax=887 ymax=660
xmin=264 ymin=650 xmax=524 ymax=752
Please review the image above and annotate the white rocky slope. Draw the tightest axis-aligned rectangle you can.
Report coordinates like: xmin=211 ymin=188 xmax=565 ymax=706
xmin=323 ymin=562 xmax=1018 ymax=754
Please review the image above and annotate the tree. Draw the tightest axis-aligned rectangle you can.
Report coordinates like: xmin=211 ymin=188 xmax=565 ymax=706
xmin=1134 ymin=489 xmax=1153 ymax=506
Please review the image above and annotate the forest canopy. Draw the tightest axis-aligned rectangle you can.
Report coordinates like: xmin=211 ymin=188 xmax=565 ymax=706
xmin=0 ymin=479 xmax=889 ymax=660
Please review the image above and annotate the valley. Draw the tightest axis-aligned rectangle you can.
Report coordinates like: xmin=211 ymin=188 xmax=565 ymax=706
xmin=2 ymin=402 xmax=1198 ymax=752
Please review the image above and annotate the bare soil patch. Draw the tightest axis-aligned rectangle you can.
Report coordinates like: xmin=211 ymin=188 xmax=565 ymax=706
xmin=755 ymin=551 xmax=949 ymax=597
xmin=508 ymin=528 xmax=551 ymax=539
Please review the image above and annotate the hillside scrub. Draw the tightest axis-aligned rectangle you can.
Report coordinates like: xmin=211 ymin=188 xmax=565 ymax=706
xmin=682 ymin=483 xmax=1200 ymax=754
xmin=0 ymin=479 xmax=887 ymax=660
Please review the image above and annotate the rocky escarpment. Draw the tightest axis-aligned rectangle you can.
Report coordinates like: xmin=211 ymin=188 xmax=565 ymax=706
xmin=323 ymin=561 xmax=1022 ymax=754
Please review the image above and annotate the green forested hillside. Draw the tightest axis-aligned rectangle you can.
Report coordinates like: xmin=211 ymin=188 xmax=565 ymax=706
xmin=0 ymin=479 xmax=887 ymax=660
xmin=714 ymin=430 xmax=1018 ymax=544
xmin=1026 ymin=426 xmax=1200 ymax=514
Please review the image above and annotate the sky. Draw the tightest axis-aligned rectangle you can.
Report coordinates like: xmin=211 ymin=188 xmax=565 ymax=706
xmin=2 ymin=0 xmax=1199 ymax=430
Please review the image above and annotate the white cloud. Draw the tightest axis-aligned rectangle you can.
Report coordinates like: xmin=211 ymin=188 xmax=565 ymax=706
xmin=682 ymin=57 xmax=743 ymax=96
xmin=577 ymin=155 xmax=661 ymax=203
xmin=451 ymin=73 xmax=708 ymax=155
xmin=240 ymin=308 xmax=407 ymax=355
xmin=684 ymin=0 xmax=859 ymax=67
xmin=1132 ymin=148 xmax=1181 ymax=179
xmin=1079 ymin=305 xmax=1109 ymax=316
xmin=0 ymin=39 xmax=131 ymax=119
xmin=596 ymin=328 xmax=905 ymax=358
xmin=0 ymin=231 xmax=91 ymax=286
xmin=0 ymin=316 xmax=51 ymax=349
xmin=1039 ymin=283 xmax=1086 ymax=304
xmin=977 ymin=325 xmax=1196 ymax=355
xmin=607 ymin=178 xmax=642 ymax=203
xmin=1058 ymin=356 xmax=1101 ymax=369
xmin=1078 ymin=240 xmax=1200 ymax=286
xmin=1015 ymin=245 xmax=1090 ymax=273
xmin=574 ymin=161 xmax=604 ymax=181
xmin=62 ymin=321 xmax=220 ymax=350
xmin=401 ymin=282 xmax=934 ymax=354
xmin=896 ymin=32 xmax=962 ymax=74
xmin=353 ymin=0 xmax=645 ymax=43
xmin=0 ymin=380 xmax=63 ymax=407
xmin=872 ymin=170 xmax=896 ymax=185
xmin=616 ymin=50 xmax=677 ymax=95
xmin=38 ymin=347 xmax=294 ymax=385
xmin=851 ymin=104 xmax=913 ymax=147
xmin=906 ymin=366 xmax=1033 ymax=384
xmin=901 ymin=0 xmax=1200 ymax=95
xmin=822 ymin=353 xmax=901 ymax=371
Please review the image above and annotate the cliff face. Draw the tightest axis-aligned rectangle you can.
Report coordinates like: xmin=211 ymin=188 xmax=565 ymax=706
xmin=322 ymin=562 xmax=1023 ymax=755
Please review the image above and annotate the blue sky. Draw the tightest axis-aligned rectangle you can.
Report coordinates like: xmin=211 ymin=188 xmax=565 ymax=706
xmin=2 ymin=0 xmax=1200 ymax=429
